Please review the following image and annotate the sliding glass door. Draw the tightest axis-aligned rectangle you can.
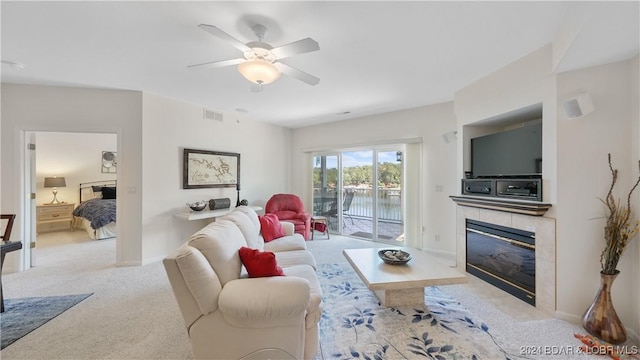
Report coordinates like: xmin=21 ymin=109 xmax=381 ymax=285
xmin=342 ymin=150 xmax=373 ymax=238
xmin=312 ymin=148 xmax=403 ymax=243
xmin=312 ymin=154 xmax=339 ymax=228
xmin=376 ymin=150 xmax=403 ymax=244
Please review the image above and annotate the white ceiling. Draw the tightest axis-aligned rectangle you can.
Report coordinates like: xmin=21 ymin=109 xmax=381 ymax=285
xmin=1 ymin=1 xmax=638 ymax=128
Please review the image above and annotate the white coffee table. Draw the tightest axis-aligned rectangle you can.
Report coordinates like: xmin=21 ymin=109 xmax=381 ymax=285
xmin=343 ymin=247 xmax=467 ymax=307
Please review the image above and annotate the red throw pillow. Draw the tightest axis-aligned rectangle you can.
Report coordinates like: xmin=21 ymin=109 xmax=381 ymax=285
xmin=259 ymin=214 xmax=286 ymax=242
xmin=238 ymin=247 xmax=284 ymax=278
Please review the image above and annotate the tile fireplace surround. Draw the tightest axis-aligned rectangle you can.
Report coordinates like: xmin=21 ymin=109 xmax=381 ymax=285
xmin=454 ymin=201 xmax=556 ymax=314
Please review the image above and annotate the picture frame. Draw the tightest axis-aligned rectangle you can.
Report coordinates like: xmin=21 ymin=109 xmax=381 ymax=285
xmin=183 ymin=148 xmax=240 ymax=189
xmin=102 ymin=151 xmax=117 ymax=173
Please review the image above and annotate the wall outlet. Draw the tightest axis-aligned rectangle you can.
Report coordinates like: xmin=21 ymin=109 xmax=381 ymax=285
xmin=435 ymin=234 xmax=440 ymax=242
xmin=435 ymin=185 xmax=443 ymax=192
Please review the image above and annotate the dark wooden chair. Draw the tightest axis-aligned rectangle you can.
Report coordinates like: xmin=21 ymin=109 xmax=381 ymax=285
xmin=1 ymin=214 xmax=21 ymax=312
xmin=1 ymin=214 xmax=16 ymax=242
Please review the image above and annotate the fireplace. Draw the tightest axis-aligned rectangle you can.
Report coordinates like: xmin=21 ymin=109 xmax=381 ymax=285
xmin=466 ymin=219 xmax=536 ymax=306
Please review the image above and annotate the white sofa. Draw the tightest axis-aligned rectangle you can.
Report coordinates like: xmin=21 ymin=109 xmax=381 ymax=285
xmin=163 ymin=206 xmax=322 ymax=360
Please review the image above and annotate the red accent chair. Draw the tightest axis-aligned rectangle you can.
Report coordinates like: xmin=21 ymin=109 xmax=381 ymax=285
xmin=265 ymin=194 xmax=311 ymax=240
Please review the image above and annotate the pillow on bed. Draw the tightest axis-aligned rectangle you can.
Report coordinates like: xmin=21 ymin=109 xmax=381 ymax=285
xmin=101 ymin=186 xmax=116 ymax=199
xmin=91 ymin=186 xmax=103 ymax=199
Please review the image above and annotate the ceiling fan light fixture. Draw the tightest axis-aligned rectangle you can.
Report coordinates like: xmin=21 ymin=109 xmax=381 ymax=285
xmin=237 ymin=59 xmax=281 ymax=85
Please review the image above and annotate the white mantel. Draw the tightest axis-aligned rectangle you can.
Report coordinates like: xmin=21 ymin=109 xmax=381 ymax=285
xmin=455 ymin=203 xmax=556 ymax=315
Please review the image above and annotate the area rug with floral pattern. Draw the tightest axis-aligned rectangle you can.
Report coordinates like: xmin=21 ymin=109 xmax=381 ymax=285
xmin=317 ymin=263 xmax=518 ymax=360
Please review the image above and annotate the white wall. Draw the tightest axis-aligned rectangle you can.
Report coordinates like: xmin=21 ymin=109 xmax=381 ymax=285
xmin=2 ymin=85 xmax=292 ymax=268
xmin=35 ymin=132 xmax=117 ymax=205
xmin=556 ymin=57 xmax=640 ymax=337
xmin=453 ymin=45 xmax=639 ymax=338
xmin=1 ymin=84 xmax=143 ymax=267
xmin=140 ymin=93 xmax=291 ymax=262
xmin=290 ymin=103 xmax=458 ymax=254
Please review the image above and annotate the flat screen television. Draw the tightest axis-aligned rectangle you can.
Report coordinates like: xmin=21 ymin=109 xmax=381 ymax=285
xmin=471 ymin=122 xmax=542 ymax=178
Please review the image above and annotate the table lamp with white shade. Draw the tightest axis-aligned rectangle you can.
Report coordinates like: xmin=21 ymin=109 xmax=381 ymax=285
xmin=44 ymin=176 xmax=66 ymax=204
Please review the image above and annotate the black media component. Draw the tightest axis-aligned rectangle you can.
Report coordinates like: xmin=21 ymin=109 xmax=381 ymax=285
xmin=209 ymin=198 xmax=231 ymax=210
xmin=461 ymin=179 xmax=494 ymax=196
xmin=496 ymin=179 xmax=541 ymax=201
xmin=461 ymin=178 xmax=541 ymax=201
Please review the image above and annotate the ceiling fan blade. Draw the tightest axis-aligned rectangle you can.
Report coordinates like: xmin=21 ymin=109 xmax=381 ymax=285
xmin=275 ymin=62 xmax=320 ymax=86
xmin=271 ymin=38 xmax=319 ymax=59
xmin=188 ymin=58 xmax=244 ymax=69
xmin=198 ymin=24 xmax=250 ymax=53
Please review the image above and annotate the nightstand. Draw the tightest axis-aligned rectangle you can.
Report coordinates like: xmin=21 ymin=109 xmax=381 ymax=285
xmin=36 ymin=203 xmax=75 ymax=233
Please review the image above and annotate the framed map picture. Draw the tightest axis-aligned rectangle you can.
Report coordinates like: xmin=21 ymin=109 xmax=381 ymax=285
xmin=183 ymin=148 xmax=240 ymax=189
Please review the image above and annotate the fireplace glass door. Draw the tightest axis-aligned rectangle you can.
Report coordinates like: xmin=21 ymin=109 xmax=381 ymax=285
xmin=466 ymin=219 xmax=536 ymax=305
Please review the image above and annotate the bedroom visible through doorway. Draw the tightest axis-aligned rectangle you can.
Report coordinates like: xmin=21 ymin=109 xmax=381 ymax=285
xmin=28 ymin=131 xmax=118 ymax=267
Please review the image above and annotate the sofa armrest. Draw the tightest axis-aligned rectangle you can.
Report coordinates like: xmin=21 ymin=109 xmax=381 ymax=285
xmin=218 ymin=277 xmax=310 ymax=327
xmin=281 ymin=221 xmax=295 ymax=236
xmin=297 ymin=212 xmax=311 ymax=221
xmin=264 ymin=234 xmax=307 ymax=252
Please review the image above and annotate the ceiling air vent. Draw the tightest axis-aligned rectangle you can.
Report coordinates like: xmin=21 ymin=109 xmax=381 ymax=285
xmin=203 ymin=109 xmax=224 ymax=121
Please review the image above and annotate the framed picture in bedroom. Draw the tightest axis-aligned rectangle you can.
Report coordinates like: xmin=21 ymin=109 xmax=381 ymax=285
xmin=182 ymin=148 xmax=240 ymax=189
xmin=102 ymin=151 xmax=117 ymax=173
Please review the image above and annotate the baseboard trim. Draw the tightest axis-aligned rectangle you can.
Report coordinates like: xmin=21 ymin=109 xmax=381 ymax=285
xmin=116 ymin=260 xmax=143 ymax=267
xmin=554 ymin=310 xmax=581 ymax=324
xmin=556 ymin=311 xmax=640 ymax=345
xmin=141 ymin=256 xmax=164 ymax=266
xmin=421 ymin=248 xmax=455 ymax=258
xmin=626 ymin=329 xmax=639 ymax=345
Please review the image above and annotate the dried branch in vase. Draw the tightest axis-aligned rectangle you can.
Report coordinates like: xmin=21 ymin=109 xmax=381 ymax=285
xmin=599 ymin=153 xmax=640 ymax=275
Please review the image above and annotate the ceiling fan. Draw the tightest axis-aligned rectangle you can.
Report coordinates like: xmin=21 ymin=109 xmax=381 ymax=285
xmin=188 ymin=23 xmax=320 ymax=87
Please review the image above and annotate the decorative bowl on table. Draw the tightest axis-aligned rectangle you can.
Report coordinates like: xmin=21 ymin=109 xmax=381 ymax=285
xmin=187 ymin=200 xmax=208 ymax=212
xmin=378 ymin=249 xmax=412 ymax=265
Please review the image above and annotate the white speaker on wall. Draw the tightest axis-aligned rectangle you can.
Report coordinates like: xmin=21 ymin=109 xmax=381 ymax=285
xmin=442 ymin=130 xmax=457 ymax=143
xmin=562 ymin=92 xmax=594 ymax=119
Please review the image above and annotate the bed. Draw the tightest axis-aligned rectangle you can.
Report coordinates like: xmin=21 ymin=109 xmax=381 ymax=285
xmin=73 ymin=180 xmax=117 ymax=240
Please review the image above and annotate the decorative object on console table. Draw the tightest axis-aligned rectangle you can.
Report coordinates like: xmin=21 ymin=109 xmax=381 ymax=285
xmin=174 ymin=205 xmax=263 ymax=221
xmin=582 ymin=153 xmax=640 ymax=344
xmin=209 ymin=198 xmax=231 ymax=211
xmin=236 ymin=183 xmax=241 ymax=207
xmin=43 ymin=176 xmax=66 ymax=204
xmin=183 ymin=148 xmax=240 ymax=189
xmin=187 ymin=200 xmax=207 ymax=212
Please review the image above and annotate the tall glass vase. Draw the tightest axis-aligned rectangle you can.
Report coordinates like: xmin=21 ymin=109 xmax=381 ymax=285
xmin=582 ymin=270 xmax=627 ymax=344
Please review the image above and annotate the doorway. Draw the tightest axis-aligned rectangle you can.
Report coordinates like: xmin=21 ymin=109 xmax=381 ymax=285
xmin=24 ymin=131 xmax=118 ymax=268
xmin=312 ymin=147 xmax=403 ymax=243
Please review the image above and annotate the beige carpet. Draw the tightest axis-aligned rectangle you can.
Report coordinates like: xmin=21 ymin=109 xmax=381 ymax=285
xmin=1 ymin=231 xmax=632 ymax=359
xmin=1 ymin=231 xmax=191 ymax=359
